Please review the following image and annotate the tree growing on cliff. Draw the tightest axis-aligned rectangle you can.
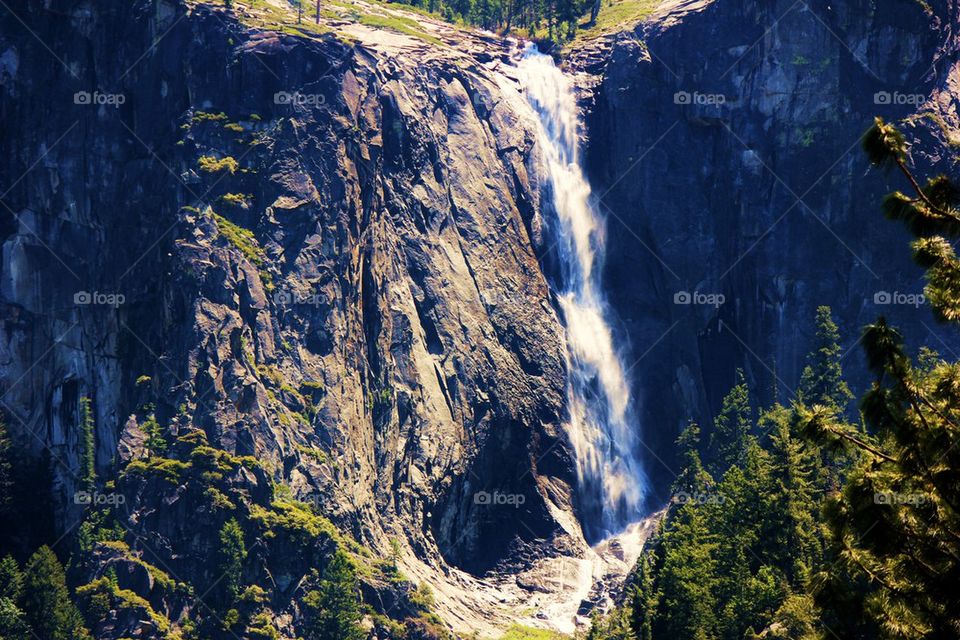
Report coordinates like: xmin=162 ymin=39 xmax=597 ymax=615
xmin=79 ymin=396 xmax=96 ymax=492
xmin=141 ymin=413 xmax=167 ymax=456
xmin=302 ymin=550 xmax=363 ymax=640
xmin=218 ymin=519 xmax=247 ymax=606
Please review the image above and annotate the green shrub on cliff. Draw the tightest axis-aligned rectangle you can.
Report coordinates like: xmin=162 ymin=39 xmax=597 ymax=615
xmin=220 ymin=192 xmax=251 ymax=205
xmin=499 ymin=624 xmax=566 ymax=640
xmin=247 ymin=611 xmax=281 ymax=639
xmin=210 ymin=210 xmax=265 ymax=265
xmin=191 ymin=111 xmax=228 ymax=124
xmin=198 ymin=155 xmax=239 ymax=174
xmin=249 ymin=499 xmax=340 ymax=545
xmin=76 ymin=576 xmax=173 ymax=634
xmin=122 ymin=457 xmax=191 ymax=484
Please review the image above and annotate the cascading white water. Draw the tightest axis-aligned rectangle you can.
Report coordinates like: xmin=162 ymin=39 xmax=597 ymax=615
xmin=516 ymin=44 xmax=646 ymax=541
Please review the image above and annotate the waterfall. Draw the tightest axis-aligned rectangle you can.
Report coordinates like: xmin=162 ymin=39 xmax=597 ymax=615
xmin=516 ymin=44 xmax=647 ymax=541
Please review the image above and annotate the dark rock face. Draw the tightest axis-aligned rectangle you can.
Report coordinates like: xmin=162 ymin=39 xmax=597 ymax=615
xmin=586 ymin=0 xmax=960 ymax=498
xmin=0 ymin=0 xmax=578 ymax=582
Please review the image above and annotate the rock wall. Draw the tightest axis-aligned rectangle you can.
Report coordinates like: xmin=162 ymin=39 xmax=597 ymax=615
xmin=5 ymin=1 xmax=959 ymax=631
xmin=0 ymin=0 xmax=581 ymax=579
xmin=586 ymin=0 xmax=960 ymax=496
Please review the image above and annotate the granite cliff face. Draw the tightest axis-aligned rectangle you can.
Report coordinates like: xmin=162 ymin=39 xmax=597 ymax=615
xmin=0 ymin=1 xmax=591 ymax=632
xmin=3 ymin=0 xmax=960 ymax=636
xmin=585 ymin=0 xmax=960 ymax=495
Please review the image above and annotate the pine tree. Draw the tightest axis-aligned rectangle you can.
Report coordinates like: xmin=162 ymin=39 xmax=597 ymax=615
xmin=761 ymin=407 xmax=819 ymax=587
xmin=863 ymin=117 xmax=960 ymax=321
xmin=79 ymin=396 xmax=96 ymax=491
xmin=0 ymin=599 xmax=30 ymax=638
xmin=653 ymin=502 xmax=720 ymax=640
xmin=21 ymin=546 xmax=89 ymax=640
xmin=135 ymin=390 xmax=167 ymax=456
xmin=302 ymin=550 xmax=363 ymax=640
xmin=709 ymin=371 xmax=753 ymax=475
xmin=715 ymin=541 xmax=752 ymax=637
xmin=388 ymin=538 xmax=401 ymax=573
xmin=671 ymin=421 xmax=714 ymax=498
xmin=801 ymin=322 xmax=960 ymax=638
xmin=798 ymin=119 xmax=960 ymax=638
xmin=0 ymin=556 xmax=23 ymax=603
xmin=142 ymin=414 xmax=167 ymax=456
xmin=766 ymin=593 xmax=818 ymax=639
xmin=798 ymin=306 xmax=853 ymax=411
xmin=629 ymin=553 xmax=658 ymax=640
xmin=711 ymin=441 xmax=774 ymax=638
xmin=218 ymin=518 xmax=247 ymax=605
xmin=0 ymin=555 xmax=28 ymax=638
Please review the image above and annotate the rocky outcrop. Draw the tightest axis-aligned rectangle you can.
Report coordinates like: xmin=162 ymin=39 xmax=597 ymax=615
xmin=585 ymin=0 xmax=960 ymax=496
xmin=0 ymin=0 xmax=582 ymax=604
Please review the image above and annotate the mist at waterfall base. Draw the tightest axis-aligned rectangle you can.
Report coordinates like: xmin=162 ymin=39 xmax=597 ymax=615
xmin=516 ymin=44 xmax=648 ymax=542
